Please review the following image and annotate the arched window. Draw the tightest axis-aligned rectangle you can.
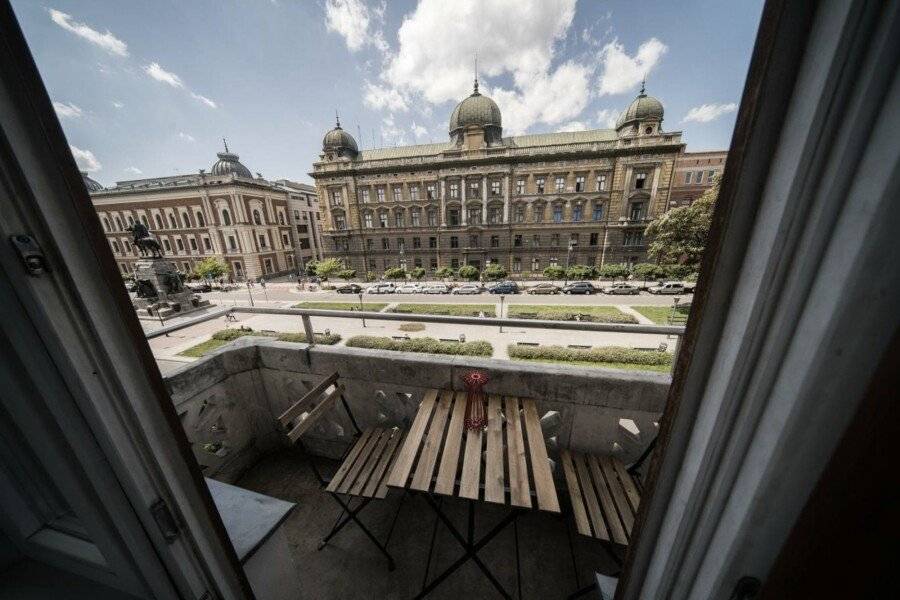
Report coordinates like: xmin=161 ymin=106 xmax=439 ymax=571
xmin=127 ymin=216 xmax=135 ymax=225
xmin=253 ymin=209 xmax=262 ymax=225
xmin=196 ymin=212 xmax=205 ymax=227
xmin=222 ymin=209 xmax=232 ymax=226
xmin=141 ymin=215 xmax=149 ymax=226
xmin=278 ymin=212 xmax=285 ymax=225
xmin=155 ymin=214 xmax=163 ymax=229
xmin=115 ymin=217 xmax=123 ymax=231
xmin=169 ymin=214 xmax=177 ymax=228
xmin=112 ymin=241 xmax=120 ymax=253
xmin=102 ymin=218 xmax=110 ymax=232
xmin=182 ymin=212 xmax=191 ymax=227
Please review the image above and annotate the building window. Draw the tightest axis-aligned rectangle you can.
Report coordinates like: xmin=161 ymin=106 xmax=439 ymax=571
xmin=426 ymin=184 xmax=436 ymax=199
xmin=450 ymin=236 xmax=459 ymax=248
xmin=448 ymin=209 xmax=460 ymax=226
xmin=366 ymin=238 xmax=374 ymax=250
xmin=203 ymin=237 xmax=212 ymax=251
xmin=395 ymin=210 xmax=406 ymax=227
xmin=413 ymin=237 xmax=421 ymax=249
xmin=334 ymin=213 xmax=346 ymax=229
xmin=258 ymin=234 xmax=267 ymax=249
xmin=531 ymin=257 xmax=540 ymax=271
xmin=196 ymin=211 xmax=205 ymax=227
xmin=282 ymin=233 xmax=290 ymax=247
xmin=379 ymin=212 xmax=388 ymax=228
xmin=335 ymin=237 xmax=350 ymax=252
xmin=253 ymin=209 xmax=262 ymax=225
xmin=113 ymin=217 xmax=122 ymax=231
xmin=533 ymin=205 xmax=544 ymax=222
xmin=512 ymin=257 xmax=521 ymax=272
xmin=176 ymin=238 xmax=185 ymax=252
xmin=126 ymin=215 xmax=135 ymax=226
xmin=411 ymin=209 xmax=421 ymax=227
xmin=467 ymin=207 xmax=481 ymax=225
xmin=227 ymin=236 xmax=237 ymax=251
xmin=451 ymin=258 xmax=459 ymax=269
xmin=553 ymin=206 xmax=563 ymax=223
xmin=163 ymin=239 xmax=171 ymax=252
xmin=414 ymin=257 xmax=422 ymax=268
xmin=469 ymin=235 xmax=479 ymax=248
xmin=536 ymin=177 xmax=545 ymax=194
xmin=555 ymin=176 xmax=565 ymax=192
xmin=551 ymin=233 xmax=560 ymax=246
xmin=294 ymin=209 xmax=301 ymax=219
xmin=490 ymin=235 xmax=499 ymax=248
xmin=549 ymin=257 xmax=558 ymax=267
xmin=410 ymin=185 xmax=419 ymax=201
xmin=514 ymin=206 xmax=525 ymax=223
xmin=427 ymin=209 xmax=437 ymax=227
xmin=491 ymin=181 xmax=501 ymax=196
xmin=624 ymin=231 xmax=644 ymax=246
xmin=331 ymin=190 xmax=343 ymax=206
xmin=364 ymin=213 xmax=374 ymax=228
xmin=575 ymin=176 xmax=585 ymax=192
xmin=141 ymin=215 xmax=149 ymax=227
xmin=430 ymin=258 xmax=438 ymax=270
xmin=397 ymin=238 xmax=405 ymax=252
xmin=572 ymin=205 xmax=583 ymax=222
xmin=376 ymin=187 xmax=385 ymax=202
xmin=449 ymin=182 xmax=459 ymax=198
xmin=635 ymin=172 xmax=648 ymax=189
xmin=590 ymin=232 xmax=599 ymax=246
xmin=708 ymin=170 xmax=716 ymax=181
xmin=102 ymin=217 xmax=110 ymax=231
xmin=221 ymin=210 xmax=231 ymax=226
xmin=629 ymin=202 xmax=645 ymax=221
xmin=189 ymin=238 xmax=198 ymax=251
xmin=112 ymin=241 xmax=120 ymax=253
xmin=382 ymin=238 xmax=390 ymax=250
xmin=278 ymin=212 xmax=285 ymax=225
xmin=360 ymin=189 xmax=370 ymax=203
xmin=488 ymin=207 xmax=502 ymax=224
xmin=532 ymin=234 xmax=540 ymax=248
xmin=592 ymin=204 xmax=604 ymax=221
xmin=570 ymin=233 xmax=579 ymax=245
xmin=393 ymin=187 xmax=402 ymax=202
xmin=516 ymin=179 xmax=525 ymax=194
xmin=684 ymin=171 xmax=692 ymax=184
xmin=514 ymin=234 xmax=522 ymax=247
xmin=169 ymin=214 xmax=178 ymax=228
xmin=695 ymin=171 xmax=704 ymax=184
xmin=469 ymin=181 xmax=479 ymax=197
xmin=181 ymin=212 xmax=190 ymax=227
xmin=264 ymin=259 xmax=274 ymax=274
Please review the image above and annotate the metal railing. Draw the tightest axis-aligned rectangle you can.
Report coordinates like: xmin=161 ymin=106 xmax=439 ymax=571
xmin=146 ymin=306 xmax=686 ymax=370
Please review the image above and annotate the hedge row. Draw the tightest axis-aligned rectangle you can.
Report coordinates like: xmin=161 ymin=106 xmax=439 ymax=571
xmin=389 ymin=303 xmax=496 ymax=317
xmin=210 ymin=328 xmax=341 ymax=345
xmin=346 ymin=335 xmax=493 ymax=356
xmin=507 ymin=305 xmax=637 ymax=324
xmin=507 ymin=344 xmax=671 ymax=366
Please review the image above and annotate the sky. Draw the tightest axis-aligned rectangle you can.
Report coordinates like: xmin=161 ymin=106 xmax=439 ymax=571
xmin=12 ymin=0 xmax=764 ymax=186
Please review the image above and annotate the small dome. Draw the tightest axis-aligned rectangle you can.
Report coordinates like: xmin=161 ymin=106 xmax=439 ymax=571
xmin=81 ymin=171 xmax=103 ymax=192
xmin=616 ymin=86 xmax=664 ymax=130
xmin=322 ymin=117 xmax=358 ymax=157
xmin=210 ymin=143 xmax=252 ymax=178
xmin=449 ymin=81 xmax=502 ymax=133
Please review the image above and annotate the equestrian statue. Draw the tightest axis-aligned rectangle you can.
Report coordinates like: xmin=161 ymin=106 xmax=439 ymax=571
xmin=127 ymin=222 xmax=164 ymax=258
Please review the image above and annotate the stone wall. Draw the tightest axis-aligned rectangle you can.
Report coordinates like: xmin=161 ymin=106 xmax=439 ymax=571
xmin=165 ymin=337 xmax=670 ymax=483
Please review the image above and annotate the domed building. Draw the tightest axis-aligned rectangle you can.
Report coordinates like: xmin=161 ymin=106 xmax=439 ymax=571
xmin=81 ymin=171 xmax=104 ymax=192
xmin=210 ymin=142 xmax=253 ymax=178
xmin=312 ymin=83 xmax=696 ymax=278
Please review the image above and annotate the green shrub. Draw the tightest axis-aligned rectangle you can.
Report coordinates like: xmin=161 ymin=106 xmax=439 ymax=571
xmin=398 ymin=322 xmax=426 ymax=332
xmin=457 ymin=265 xmax=480 ymax=281
xmin=384 ymin=267 xmax=407 ymax=280
xmin=685 ymin=271 xmax=699 ymax=282
xmin=597 ymin=263 xmax=630 ymax=279
xmin=212 ymin=327 xmax=255 ymax=341
xmin=543 ymin=265 xmax=565 ymax=279
xmin=390 ymin=303 xmax=495 ymax=317
xmin=663 ymin=263 xmax=693 ymax=279
xmin=346 ymin=336 xmax=492 ymax=356
xmin=482 ymin=264 xmax=507 ymax=281
xmin=208 ymin=327 xmax=340 ymax=345
xmin=566 ymin=264 xmax=595 ymax=280
xmin=410 ymin=267 xmax=426 ymax=280
xmin=276 ymin=332 xmax=342 ymax=345
xmin=337 ymin=269 xmax=357 ymax=281
xmin=304 ymin=260 xmax=319 ymax=276
xmin=315 ymin=258 xmax=344 ymax=280
xmin=366 ymin=271 xmax=377 ymax=282
xmin=435 ymin=266 xmax=455 ymax=278
xmin=632 ymin=262 xmax=667 ymax=282
xmin=506 ymin=305 xmax=636 ymax=323
xmin=508 ymin=344 xmax=672 ymax=366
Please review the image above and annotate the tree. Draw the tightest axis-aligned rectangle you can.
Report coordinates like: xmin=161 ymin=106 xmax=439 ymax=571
xmin=597 ymin=263 xmax=630 ymax=280
xmin=632 ymin=262 xmax=664 ymax=284
xmin=194 ymin=257 xmax=228 ymax=281
xmin=384 ymin=267 xmax=407 ymax=280
xmin=337 ymin=269 xmax=357 ymax=281
xmin=482 ymin=264 xmax=507 ymax=281
xmin=457 ymin=265 xmax=480 ymax=281
xmin=314 ymin=258 xmax=343 ymax=280
xmin=410 ymin=267 xmax=426 ymax=280
xmin=304 ymin=259 xmax=319 ymax=276
xmin=435 ymin=266 xmax=455 ymax=278
xmin=664 ymin=263 xmax=693 ymax=279
xmin=365 ymin=271 xmax=376 ymax=282
xmin=646 ymin=175 xmax=719 ymax=267
xmin=566 ymin=264 xmax=594 ymax=280
xmin=542 ymin=265 xmax=565 ymax=279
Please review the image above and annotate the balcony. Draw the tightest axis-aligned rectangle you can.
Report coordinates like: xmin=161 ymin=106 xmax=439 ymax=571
xmin=165 ymin=337 xmax=667 ymax=598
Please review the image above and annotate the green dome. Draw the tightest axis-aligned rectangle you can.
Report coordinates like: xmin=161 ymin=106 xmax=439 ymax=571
xmin=449 ymin=83 xmax=502 ymax=133
xmin=616 ymin=90 xmax=664 ymax=129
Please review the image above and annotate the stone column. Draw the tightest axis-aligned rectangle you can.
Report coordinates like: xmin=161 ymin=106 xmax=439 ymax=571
xmin=503 ymin=173 xmax=510 ymax=223
xmin=461 ymin=178 xmax=467 ymax=225
xmin=440 ymin=179 xmax=447 ymax=226
xmin=649 ymin=164 xmax=662 ymax=215
xmin=482 ymin=175 xmax=488 ymax=224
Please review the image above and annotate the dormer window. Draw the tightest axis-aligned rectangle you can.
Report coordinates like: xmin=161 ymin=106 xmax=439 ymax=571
xmin=645 ymin=126 xmax=654 ymax=134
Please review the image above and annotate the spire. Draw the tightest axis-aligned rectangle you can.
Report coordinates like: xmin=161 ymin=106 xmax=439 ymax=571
xmin=640 ymin=79 xmax=646 ymax=96
xmin=222 ymin=137 xmax=229 ymax=153
xmin=473 ymin=52 xmax=479 ymax=94
xmin=335 ymin=109 xmax=341 ymax=128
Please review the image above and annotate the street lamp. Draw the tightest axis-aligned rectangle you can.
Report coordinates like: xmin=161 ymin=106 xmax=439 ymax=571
xmin=246 ymin=281 xmax=254 ymax=307
xmin=564 ymin=241 xmax=577 ymax=286
xmin=358 ymin=292 xmax=366 ymax=328
xmin=499 ymin=294 xmax=505 ymax=333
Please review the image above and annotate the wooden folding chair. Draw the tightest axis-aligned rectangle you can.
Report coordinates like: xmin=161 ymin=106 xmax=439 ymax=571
xmin=277 ymin=372 xmax=406 ymax=571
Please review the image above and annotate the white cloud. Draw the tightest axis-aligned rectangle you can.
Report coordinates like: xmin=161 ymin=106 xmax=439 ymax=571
xmin=48 ymin=9 xmax=128 ymax=57
xmin=683 ymin=102 xmax=738 ymax=123
xmin=364 ymin=82 xmax=408 ymax=112
xmin=124 ymin=166 xmax=143 ymax=175
xmin=190 ymin=92 xmax=218 ymax=109
xmin=380 ymin=114 xmax=407 ymax=146
xmin=325 ymin=0 xmax=388 ymax=53
xmin=143 ymin=62 xmax=183 ymax=88
xmin=596 ymin=108 xmax=621 ymax=128
xmin=558 ymin=121 xmax=588 ymax=132
xmin=178 ymin=132 xmax=195 ymax=142
xmin=597 ymin=38 xmax=667 ymax=96
xmin=69 ymin=145 xmax=101 ymax=172
xmin=112 ymin=100 xmax=124 ymax=109
xmin=53 ymin=101 xmax=83 ymax=119
xmin=411 ymin=122 xmax=429 ymax=138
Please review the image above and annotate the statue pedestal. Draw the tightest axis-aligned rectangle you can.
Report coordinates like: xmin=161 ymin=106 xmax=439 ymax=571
xmin=132 ymin=259 xmax=210 ymax=320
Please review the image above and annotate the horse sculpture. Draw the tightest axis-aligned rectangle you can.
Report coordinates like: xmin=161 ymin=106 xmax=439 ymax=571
xmin=127 ymin=222 xmax=164 ymax=258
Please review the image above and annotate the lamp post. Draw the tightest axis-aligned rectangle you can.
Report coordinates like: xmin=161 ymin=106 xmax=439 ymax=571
xmin=564 ymin=241 xmax=577 ymax=286
xmin=358 ymin=292 xmax=366 ymax=328
xmin=499 ymin=294 xmax=505 ymax=333
xmin=246 ymin=281 xmax=254 ymax=307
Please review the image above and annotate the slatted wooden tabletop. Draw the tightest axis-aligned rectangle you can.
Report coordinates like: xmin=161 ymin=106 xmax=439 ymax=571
xmin=387 ymin=389 xmax=560 ymax=513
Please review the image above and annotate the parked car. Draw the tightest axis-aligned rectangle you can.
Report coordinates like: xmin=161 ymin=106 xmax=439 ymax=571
xmin=603 ymin=282 xmax=640 ymax=295
xmin=647 ymin=281 xmax=692 ymax=295
xmin=488 ymin=281 xmax=520 ymax=294
xmin=335 ymin=283 xmax=363 ymax=294
xmin=421 ymin=283 xmax=451 ymax=294
xmin=452 ymin=283 xmax=483 ymax=295
xmin=527 ymin=283 xmax=561 ymax=295
xmin=188 ymin=282 xmax=212 ymax=293
xmin=395 ymin=283 xmax=421 ymax=294
xmin=366 ymin=283 xmax=396 ymax=294
xmin=562 ymin=281 xmax=597 ymax=295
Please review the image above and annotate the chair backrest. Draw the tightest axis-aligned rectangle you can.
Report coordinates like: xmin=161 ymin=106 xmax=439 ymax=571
xmin=278 ymin=372 xmax=344 ymax=444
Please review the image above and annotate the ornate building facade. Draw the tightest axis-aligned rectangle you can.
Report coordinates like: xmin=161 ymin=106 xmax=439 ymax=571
xmin=86 ymin=147 xmax=323 ymax=281
xmin=311 ymin=83 xmax=684 ymax=276
xmin=669 ymin=150 xmax=728 ymax=208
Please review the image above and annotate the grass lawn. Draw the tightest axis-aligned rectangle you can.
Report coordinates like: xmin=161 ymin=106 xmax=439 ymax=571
xmin=178 ymin=328 xmax=340 ymax=357
xmin=178 ymin=338 xmax=229 ymax=357
xmin=510 ymin=357 xmax=672 ymax=373
xmin=632 ymin=305 xmax=691 ymax=325
xmin=389 ymin=303 xmax=496 ymax=317
xmin=507 ymin=304 xmax=637 ymax=324
xmin=293 ymin=301 xmax=388 ymax=311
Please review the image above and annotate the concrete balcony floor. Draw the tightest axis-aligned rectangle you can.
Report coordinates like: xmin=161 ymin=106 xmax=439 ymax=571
xmin=236 ymin=448 xmax=620 ymax=600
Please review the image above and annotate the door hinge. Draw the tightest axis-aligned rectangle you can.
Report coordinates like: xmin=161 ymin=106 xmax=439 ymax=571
xmin=150 ymin=498 xmax=180 ymax=542
xmin=9 ymin=234 xmax=49 ymax=276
